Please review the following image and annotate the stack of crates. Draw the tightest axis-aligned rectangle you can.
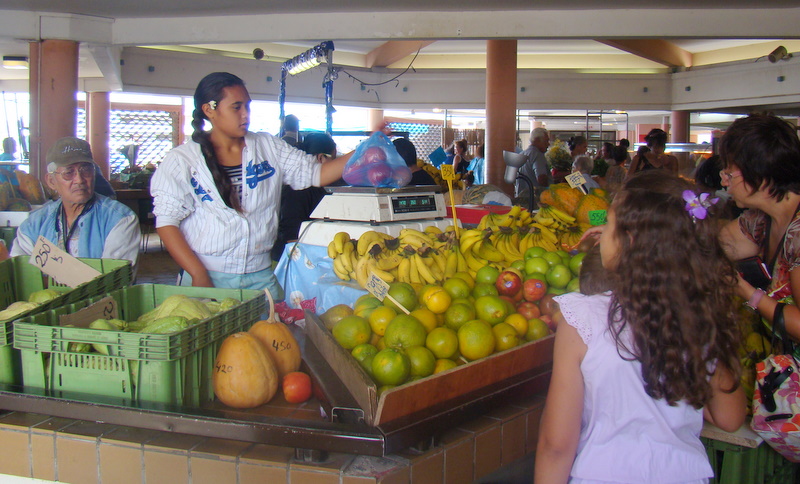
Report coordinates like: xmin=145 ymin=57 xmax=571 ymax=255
xmin=703 ymin=436 xmax=799 ymax=483
xmin=13 ymin=284 xmax=267 ymax=406
xmin=0 ymin=256 xmax=132 ymax=385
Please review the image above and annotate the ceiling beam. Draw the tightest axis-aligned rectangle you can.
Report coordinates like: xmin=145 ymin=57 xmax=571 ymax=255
xmin=598 ymin=39 xmax=693 ymax=68
xmin=365 ymin=40 xmax=434 ymax=68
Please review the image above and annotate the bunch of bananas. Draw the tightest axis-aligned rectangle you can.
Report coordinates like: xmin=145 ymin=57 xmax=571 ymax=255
xmin=476 ymin=205 xmax=533 ymax=230
xmin=532 ymin=203 xmax=592 ymax=251
xmin=328 ymin=227 xmax=462 ymax=289
xmin=417 ymin=160 xmax=464 ymax=192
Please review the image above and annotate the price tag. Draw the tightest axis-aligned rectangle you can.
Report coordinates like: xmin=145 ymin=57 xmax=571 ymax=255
xmin=29 ymin=236 xmax=101 ymax=287
xmin=365 ymin=272 xmax=410 ymax=314
xmin=565 ymin=172 xmax=589 ymax=194
xmin=58 ymin=296 xmax=118 ymax=328
xmin=588 ymin=210 xmax=608 ymax=226
xmin=440 ymin=164 xmax=456 ymax=181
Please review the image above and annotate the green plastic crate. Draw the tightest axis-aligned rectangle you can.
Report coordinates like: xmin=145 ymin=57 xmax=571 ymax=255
xmin=703 ymin=436 xmax=800 ymax=484
xmin=14 ymin=284 xmax=267 ymax=406
xmin=0 ymin=255 xmax=132 ymax=385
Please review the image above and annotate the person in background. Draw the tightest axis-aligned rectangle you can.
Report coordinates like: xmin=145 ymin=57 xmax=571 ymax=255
xmin=603 ymin=145 xmax=629 ymax=195
xmin=393 ymin=138 xmax=436 ymax=186
xmin=536 ymin=171 xmax=745 ymax=483
xmin=591 ymin=141 xmax=613 ymax=178
xmin=618 ymin=138 xmax=632 ymax=168
xmin=452 ymin=139 xmax=470 ymax=175
xmin=571 ymin=155 xmax=600 ymax=190
xmin=719 ymin=114 xmax=800 ymax=345
xmin=10 ymin=137 xmax=141 ymax=268
xmin=627 ymin=128 xmax=679 ymax=178
xmin=467 ymin=143 xmax=485 ymax=184
xmin=568 ymin=135 xmax=588 ymax=158
xmin=280 ymin=114 xmax=301 ymax=147
xmin=0 ymin=138 xmax=17 ymax=161
xmin=519 ymin=127 xmax=551 ymax=205
xmin=151 ymin=72 xmax=353 ymax=298
xmin=271 ymin=132 xmax=340 ymax=262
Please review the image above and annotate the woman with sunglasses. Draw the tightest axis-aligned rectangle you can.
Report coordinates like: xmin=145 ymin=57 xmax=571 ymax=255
xmin=719 ymin=114 xmax=800 ymax=345
xmin=10 ymin=137 xmax=141 ymax=267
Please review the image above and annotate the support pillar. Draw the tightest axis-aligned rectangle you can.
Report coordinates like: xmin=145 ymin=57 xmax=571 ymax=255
xmin=368 ymin=109 xmax=385 ymax=133
xmin=29 ymin=40 xmax=79 ymax=181
xmin=485 ymin=40 xmax=517 ymax=196
xmin=670 ymin=110 xmax=690 ymax=143
xmin=87 ymin=92 xmax=111 ymax=178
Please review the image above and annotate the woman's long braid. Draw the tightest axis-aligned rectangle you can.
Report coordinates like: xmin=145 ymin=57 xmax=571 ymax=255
xmin=191 ymin=109 xmax=242 ymax=212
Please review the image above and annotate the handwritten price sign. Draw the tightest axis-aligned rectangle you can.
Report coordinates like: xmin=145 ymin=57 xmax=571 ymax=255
xmin=365 ymin=272 xmax=410 ymax=314
xmin=59 ymin=296 xmax=119 ymax=328
xmin=588 ymin=210 xmax=608 ymax=226
xmin=29 ymin=236 xmax=101 ymax=287
xmin=440 ymin=164 xmax=456 ymax=181
xmin=565 ymin=173 xmax=589 ymax=194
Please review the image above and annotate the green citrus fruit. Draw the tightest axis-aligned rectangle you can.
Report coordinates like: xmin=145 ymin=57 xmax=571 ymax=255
xmin=475 ymin=264 xmax=501 ymax=285
xmin=385 ymin=282 xmax=418 ymax=313
xmin=372 ymin=348 xmax=411 ymax=386
xmin=443 ymin=301 xmax=477 ymax=331
xmin=383 ymin=314 xmax=428 ymax=349
xmin=443 ymin=277 xmax=471 ymax=300
xmin=332 ymin=315 xmax=372 ymax=350
xmin=457 ymin=320 xmax=496 ymax=361
xmin=472 ymin=282 xmax=499 ymax=299
xmin=434 ymin=358 xmax=458 ymax=374
xmin=426 ymin=326 xmax=459 ymax=359
xmin=526 ymin=318 xmax=550 ymax=341
xmin=368 ymin=305 xmax=397 ymax=336
xmin=493 ymin=322 xmax=521 ymax=352
xmin=404 ymin=345 xmax=436 ymax=377
xmin=474 ymin=295 xmax=510 ymax=325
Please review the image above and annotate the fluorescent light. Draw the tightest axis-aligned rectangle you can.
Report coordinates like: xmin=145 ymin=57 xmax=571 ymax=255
xmin=3 ymin=56 xmax=28 ymax=70
xmin=282 ymin=41 xmax=334 ymax=76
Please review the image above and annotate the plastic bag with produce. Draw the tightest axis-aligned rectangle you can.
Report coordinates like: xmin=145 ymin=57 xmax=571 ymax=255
xmin=342 ymin=132 xmax=412 ymax=188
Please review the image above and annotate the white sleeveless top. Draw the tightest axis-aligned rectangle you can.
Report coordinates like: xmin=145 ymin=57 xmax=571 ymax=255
xmin=554 ymin=292 xmax=712 ymax=484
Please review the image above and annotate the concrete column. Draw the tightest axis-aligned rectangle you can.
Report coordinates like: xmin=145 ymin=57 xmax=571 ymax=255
xmin=368 ymin=109 xmax=384 ymax=132
xmin=485 ymin=40 xmax=517 ymax=196
xmin=87 ymin=91 xmax=111 ymax=178
xmin=670 ymin=110 xmax=690 ymax=143
xmin=29 ymin=40 xmax=79 ymax=181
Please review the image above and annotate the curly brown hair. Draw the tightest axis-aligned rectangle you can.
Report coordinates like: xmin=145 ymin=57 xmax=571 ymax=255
xmin=607 ymin=171 xmax=741 ymax=408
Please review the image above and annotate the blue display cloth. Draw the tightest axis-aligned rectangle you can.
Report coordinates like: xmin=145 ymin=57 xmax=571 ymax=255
xmin=274 ymin=242 xmax=367 ymax=315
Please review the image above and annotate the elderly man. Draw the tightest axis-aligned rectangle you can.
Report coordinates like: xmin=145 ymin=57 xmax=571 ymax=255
xmin=518 ymin=127 xmax=551 ymax=205
xmin=11 ymin=137 xmax=140 ymax=268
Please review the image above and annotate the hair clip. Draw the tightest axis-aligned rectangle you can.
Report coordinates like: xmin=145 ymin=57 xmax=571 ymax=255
xmin=682 ymin=190 xmax=719 ymax=221
xmin=208 ymin=100 xmax=217 ymax=110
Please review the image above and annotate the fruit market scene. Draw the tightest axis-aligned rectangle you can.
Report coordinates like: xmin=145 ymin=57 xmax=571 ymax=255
xmin=0 ymin=2 xmax=799 ymax=483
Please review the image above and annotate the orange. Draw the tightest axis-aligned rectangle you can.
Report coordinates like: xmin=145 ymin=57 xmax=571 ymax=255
xmin=443 ymin=277 xmax=471 ymax=300
xmin=422 ymin=286 xmax=452 ymax=314
xmin=526 ymin=318 xmax=550 ymax=342
xmin=504 ymin=313 xmax=529 ymax=337
xmin=354 ymin=295 xmax=383 ymax=319
xmin=410 ymin=307 xmax=438 ymax=333
xmin=417 ymin=284 xmax=439 ymax=305
xmin=383 ymin=314 xmax=428 ymax=349
xmin=443 ymin=301 xmax=477 ymax=331
xmin=426 ymin=326 xmax=459 ymax=359
xmin=433 ymin=358 xmax=458 ymax=374
xmin=493 ymin=322 xmax=521 ymax=352
xmin=474 ymin=295 xmax=509 ymax=325
xmin=457 ymin=320 xmax=496 ymax=361
xmin=376 ymin=337 xmax=387 ymax=350
xmin=372 ymin=348 xmax=411 ymax=386
xmin=452 ymin=271 xmax=475 ymax=289
xmin=332 ymin=315 xmax=372 ymax=350
xmin=404 ymin=345 xmax=436 ymax=377
xmin=368 ymin=305 xmax=397 ymax=336
xmin=385 ymin=282 xmax=419 ymax=313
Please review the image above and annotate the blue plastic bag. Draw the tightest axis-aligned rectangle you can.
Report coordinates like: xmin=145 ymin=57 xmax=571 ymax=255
xmin=342 ymin=132 xmax=411 ymax=188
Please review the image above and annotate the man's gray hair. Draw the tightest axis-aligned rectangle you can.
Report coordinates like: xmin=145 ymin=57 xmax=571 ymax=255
xmin=572 ymin=155 xmax=594 ymax=174
xmin=530 ymin=127 xmax=548 ymax=144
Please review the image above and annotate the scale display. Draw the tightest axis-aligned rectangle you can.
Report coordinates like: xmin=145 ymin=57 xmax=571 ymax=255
xmin=391 ymin=194 xmax=437 ymax=214
xmin=309 ymin=186 xmax=447 ymax=223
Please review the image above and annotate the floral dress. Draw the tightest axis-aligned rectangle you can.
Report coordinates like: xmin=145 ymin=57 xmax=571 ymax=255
xmin=739 ymin=207 xmax=800 ymax=301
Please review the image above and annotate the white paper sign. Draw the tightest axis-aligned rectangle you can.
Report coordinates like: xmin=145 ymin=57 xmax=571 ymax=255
xmin=29 ymin=236 xmax=101 ymax=287
xmin=565 ymin=172 xmax=589 ymax=194
xmin=59 ymin=296 xmax=119 ymax=328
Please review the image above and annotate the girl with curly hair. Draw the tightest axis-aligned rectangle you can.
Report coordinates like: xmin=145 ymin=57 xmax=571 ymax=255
xmin=536 ymin=171 xmax=745 ymax=483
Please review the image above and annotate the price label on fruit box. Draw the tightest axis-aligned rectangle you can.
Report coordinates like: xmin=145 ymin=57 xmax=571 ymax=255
xmin=588 ymin=210 xmax=608 ymax=226
xmin=365 ymin=273 xmax=410 ymax=314
xmin=565 ymin=173 xmax=589 ymax=194
xmin=29 ymin=236 xmax=101 ymax=287
xmin=440 ymin=164 xmax=456 ymax=181
xmin=59 ymin=296 xmax=119 ymax=328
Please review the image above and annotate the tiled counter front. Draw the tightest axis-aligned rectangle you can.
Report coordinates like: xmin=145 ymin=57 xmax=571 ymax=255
xmin=0 ymin=393 xmax=545 ymax=483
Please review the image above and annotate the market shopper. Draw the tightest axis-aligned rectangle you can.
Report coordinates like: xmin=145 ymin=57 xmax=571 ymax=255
xmin=627 ymin=128 xmax=679 ymax=178
xmin=451 ymin=139 xmax=470 ymax=176
xmin=536 ymin=171 xmax=745 ymax=483
xmin=10 ymin=137 xmax=141 ymax=267
xmin=151 ymin=72 xmax=353 ymax=298
xmin=518 ymin=127 xmax=551 ymax=205
xmin=718 ymin=114 xmax=800 ymax=344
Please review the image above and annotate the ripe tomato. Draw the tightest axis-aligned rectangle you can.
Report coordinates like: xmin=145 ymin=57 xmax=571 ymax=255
xmin=282 ymin=371 xmax=313 ymax=404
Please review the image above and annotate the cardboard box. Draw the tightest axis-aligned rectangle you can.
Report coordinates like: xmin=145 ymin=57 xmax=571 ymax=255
xmin=305 ymin=312 xmax=554 ymax=427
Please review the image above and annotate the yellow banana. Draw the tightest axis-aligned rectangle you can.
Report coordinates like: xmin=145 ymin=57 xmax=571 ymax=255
xmin=431 ymin=250 xmax=447 ymax=274
xmin=409 ymin=255 xmax=422 ymax=284
xmin=496 ymin=235 xmax=521 ymax=263
xmin=456 ymin=249 xmax=468 ymax=273
xmin=355 ymin=256 xmax=370 ymax=288
xmin=334 ymin=231 xmax=350 ymax=254
xmin=445 ymin=249 xmax=458 ymax=277
xmin=367 ymin=259 xmax=395 ymax=283
xmin=399 ymin=233 xmax=432 ymax=250
xmin=357 ymin=231 xmax=383 ymax=256
xmin=376 ymin=251 xmax=403 ymax=271
xmin=464 ymin=250 xmax=487 ymax=273
xmin=533 ymin=224 xmax=559 ymax=244
xmin=332 ymin=256 xmax=350 ymax=280
xmin=397 ymin=257 xmax=412 ymax=283
xmin=547 ymin=206 xmax=577 ymax=225
xmin=424 ymin=225 xmax=443 ymax=235
xmin=340 ymin=242 xmax=355 ymax=272
xmin=476 ymin=240 xmax=505 ymax=263
xmin=413 ymin=253 xmax=437 ymax=284
xmin=459 ymin=230 xmax=484 ymax=255
xmin=327 ymin=240 xmax=338 ymax=259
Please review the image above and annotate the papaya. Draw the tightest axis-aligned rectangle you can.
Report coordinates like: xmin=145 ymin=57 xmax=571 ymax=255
xmin=0 ymin=169 xmax=20 ymax=197
xmin=574 ymin=193 xmax=609 ymax=225
xmin=0 ymin=179 xmax=12 ymax=210
xmin=15 ymin=170 xmax=47 ymax=205
xmin=550 ymin=183 xmax=583 ymax=216
xmin=4 ymin=198 xmax=31 ymax=212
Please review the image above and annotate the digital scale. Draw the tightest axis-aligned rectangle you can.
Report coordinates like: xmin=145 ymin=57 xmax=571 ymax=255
xmin=298 ymin=186 xmax=455 ymax=246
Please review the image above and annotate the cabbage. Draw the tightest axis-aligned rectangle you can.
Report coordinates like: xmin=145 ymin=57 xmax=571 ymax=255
xmin=137 ymin=295 xmax=212 ymax=324
xmin=218 ymin=297 xmax=240 ymax=312
xmin=28 ymin=289 xmax=61 ymax=304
